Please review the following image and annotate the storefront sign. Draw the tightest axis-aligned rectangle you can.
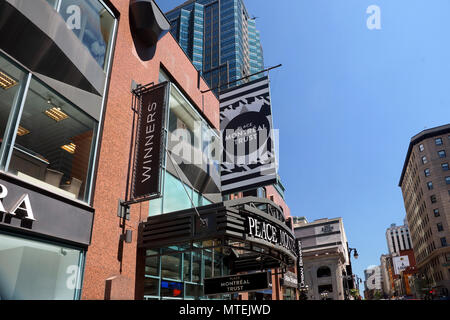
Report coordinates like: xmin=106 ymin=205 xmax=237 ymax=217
xmin=132 ymin=83 xmax=168 ymax=201
xmin=204 ymin=272 xmax=270 ymax=295
xmin=281 ymin=271 xmax=298 ymax=288
xmin=0 ymin=176 xmax=94 ymax=246
xmin=219 ymin=77 xmax=277 ymax=194
xmin=393 ymin=256 xmax=410 ymax=275
xmin=246 ymin=216 xmax=296 ymax=256
xmin=0 ymin=184 xmax=35 ymax=221
xmin=297 ymin=239 xmax=305 ymax=288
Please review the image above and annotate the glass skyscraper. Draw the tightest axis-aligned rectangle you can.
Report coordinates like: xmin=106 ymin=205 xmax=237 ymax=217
xmin=165 ymin=0 xmax=264 ymax=92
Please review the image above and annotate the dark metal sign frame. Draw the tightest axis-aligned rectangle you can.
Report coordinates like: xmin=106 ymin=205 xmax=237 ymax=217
xmin=204 ymin=272 xmax=270 ymax=296
xmin=126 ymin=81 xmax=169 ymax=205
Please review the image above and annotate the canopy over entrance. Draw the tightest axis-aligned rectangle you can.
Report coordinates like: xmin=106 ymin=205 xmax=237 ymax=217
xmin=139 ymin=197 xmax=297 ymax=273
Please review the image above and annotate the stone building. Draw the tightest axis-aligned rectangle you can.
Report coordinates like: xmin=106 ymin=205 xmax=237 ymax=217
xmin=294 ymin=218 xmax=353 ymax=300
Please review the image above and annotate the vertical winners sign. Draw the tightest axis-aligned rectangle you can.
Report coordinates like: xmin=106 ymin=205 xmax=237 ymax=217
xmin=219 ymin=76 xmax=278 ymax=194
xmin=132 ymin=82 xmax=168 ymax=202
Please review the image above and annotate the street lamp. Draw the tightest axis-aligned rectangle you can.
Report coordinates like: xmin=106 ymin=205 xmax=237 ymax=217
xmin=349 ymin=247 xmax=359 ymax=259
xmin=345 ymin=247 xmax=359 ymax=300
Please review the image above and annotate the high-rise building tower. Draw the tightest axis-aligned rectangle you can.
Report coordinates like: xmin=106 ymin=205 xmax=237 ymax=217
xmin=399 ymin=124 xmax=450 ymax=296
xmin=385 ymin=222 xmax=413 ymax=255
xmin=165 ymin=0 xmax=265 ymax=92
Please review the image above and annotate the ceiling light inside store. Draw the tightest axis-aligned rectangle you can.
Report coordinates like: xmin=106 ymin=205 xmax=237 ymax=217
xmin=61 ymin=143 xmax=76 ymax=154
xmin=17 ymin=126 xmax=30 ymax=136
xmin=0 ymin=70 xmax=17 ymax=90
xmin=45 ymin=107 xmax=68 ymax=122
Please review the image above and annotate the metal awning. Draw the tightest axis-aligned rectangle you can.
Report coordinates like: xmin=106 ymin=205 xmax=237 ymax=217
xmin=139 ymin=197 xmax=297 ymax=273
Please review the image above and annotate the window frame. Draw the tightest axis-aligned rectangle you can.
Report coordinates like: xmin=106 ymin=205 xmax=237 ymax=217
xmin=0 ymin=1 xmax=118 ymax=204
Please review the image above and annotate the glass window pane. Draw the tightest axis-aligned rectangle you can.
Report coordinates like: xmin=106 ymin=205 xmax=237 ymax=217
xmin=161 ymin=254 xmax=182 ymax=280
xmin=145 ymin=256 xmax=160 ymax=277
xmin=214 ymin=252 xmax=222 ymax=277
xmin=185 ymin=283 xmax=203 ymax=299
xmin=0 ymin=233 xmax=83 ymax=300
xmin=45 ymin=0 xmax=58 ymax=9
xmin=192 ymin=251 xmax=201 ymax=283
xmin=168 ymin=86 xmax=201 ymax=151
xmin=0 ymin=55 xmax=27 ymax=155
xmin=58 ymin=0 xmax=115 ymax=69
xmin=183 ymin=252 xmax=191 ymax=282
xmin=203 ymin=250 xmax=212 ymax=279
xmin=163 ymin=173 xmax=192 ymax=213
xmin=143 ymin=277 xmax=159 ymax=296
xmin=149 ymin=197 xmax=163 ymax=216
xmin=161 ymin=280 xmax=183 ymax=298
xmin=8 ymin=78 xmax=96 ymax=202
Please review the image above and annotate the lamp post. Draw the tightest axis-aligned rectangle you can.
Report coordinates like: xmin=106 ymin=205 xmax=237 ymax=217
xmin=349 ymin=247 xmax=359 ymax=260
xmin=346 ymin=247 xmax=359 ymax=299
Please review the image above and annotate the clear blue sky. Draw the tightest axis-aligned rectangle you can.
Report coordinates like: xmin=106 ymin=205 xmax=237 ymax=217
xmin=158 ymin=0 xmax=450 ymax=294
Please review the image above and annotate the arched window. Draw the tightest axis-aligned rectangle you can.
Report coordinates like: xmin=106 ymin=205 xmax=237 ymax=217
xmin=317 ymin=266 xmax=331 ymax=278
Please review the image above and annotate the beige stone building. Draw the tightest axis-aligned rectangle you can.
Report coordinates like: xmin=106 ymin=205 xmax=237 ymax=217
xmin=399 ymin=124 xmax=450 ymax=297
xmin=294 ymin=218 xmax=354 ymax=300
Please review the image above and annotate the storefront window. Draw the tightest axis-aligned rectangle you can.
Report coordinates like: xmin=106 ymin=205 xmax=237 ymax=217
xmin=51 ymin=0 xmax=115 ymax=69
xmin=192 ymin=251 xmax=202 ymax=283
xmin=203 ymin=250 xmax=213 ymax=279
xmin=161 ymin=253 xmax=182 ymax=280
xmin=148 ymin=83 xmax=220 ymax=216
xmin=7 ymin=77 xmax=96 ymax=201
xmin=185 ymin=283 xmax=203 ymax=299
xmin=0 ymin=233 xmax=84 ymax=300
xmin=145 ymin=255 xmax=159 ymax=277
xmin=144 ymin=246 xmax=230 ymax=300
xmin=0 ymin=55 xmax=28 ymax=167
xmin=183 ymin=252 xmax=192 ymax=282
xmin=163 ymin=172 xmax=192 ymax=213
xmin=149 ymin=172 xmax=214 ymax=216
xmin=144 ymin=278 xmax=159 ymax=296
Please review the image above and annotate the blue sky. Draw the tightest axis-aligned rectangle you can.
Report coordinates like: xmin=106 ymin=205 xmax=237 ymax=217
xmin=157 ymin=0 xmax=450 ymax=294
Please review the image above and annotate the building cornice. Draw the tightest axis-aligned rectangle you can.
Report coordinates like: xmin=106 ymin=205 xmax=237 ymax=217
xmin=398 ymin=124 xmax=450 ymax=187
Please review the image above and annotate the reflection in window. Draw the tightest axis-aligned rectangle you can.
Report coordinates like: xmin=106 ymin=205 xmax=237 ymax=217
xmin=161 ymin=254 xmax=182 ymax=280
xmin=145 ymin=256 xmax=159 ymax=277
xmin=8 ymin=78 xmax=96 ymax=201
xmin=192 ymin=251 xmax=201 ymax=283
xmin=185 ymin=283 xmax=203 ymax=299
xmin=143 ymin=278 xmax=159 ymax=297
xmin=203 ymin=250 xmax=212 ymax=279
xmin=149 ymin=83 xmax=220 ymax=216
xmin=149 ymin=172 xmax=214 ymax=216
xmin=53 ymin=0 xmax=115 ymax=69
xmin=0 ymin=55 xmax=27 ymax=161
xmin=183 ymin=252 xmax=191 ymax=282
xmin=0 ymin=233 xmax=84 ymax=300
xmin=163 ymin=172 xmax=193 ymax=213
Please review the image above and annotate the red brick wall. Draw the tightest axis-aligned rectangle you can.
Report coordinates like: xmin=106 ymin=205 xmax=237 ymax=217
xmin=265 ymin=185 xmax=291 ymax=219
xmin=81 ymin=1 xmax=219 ymax=300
